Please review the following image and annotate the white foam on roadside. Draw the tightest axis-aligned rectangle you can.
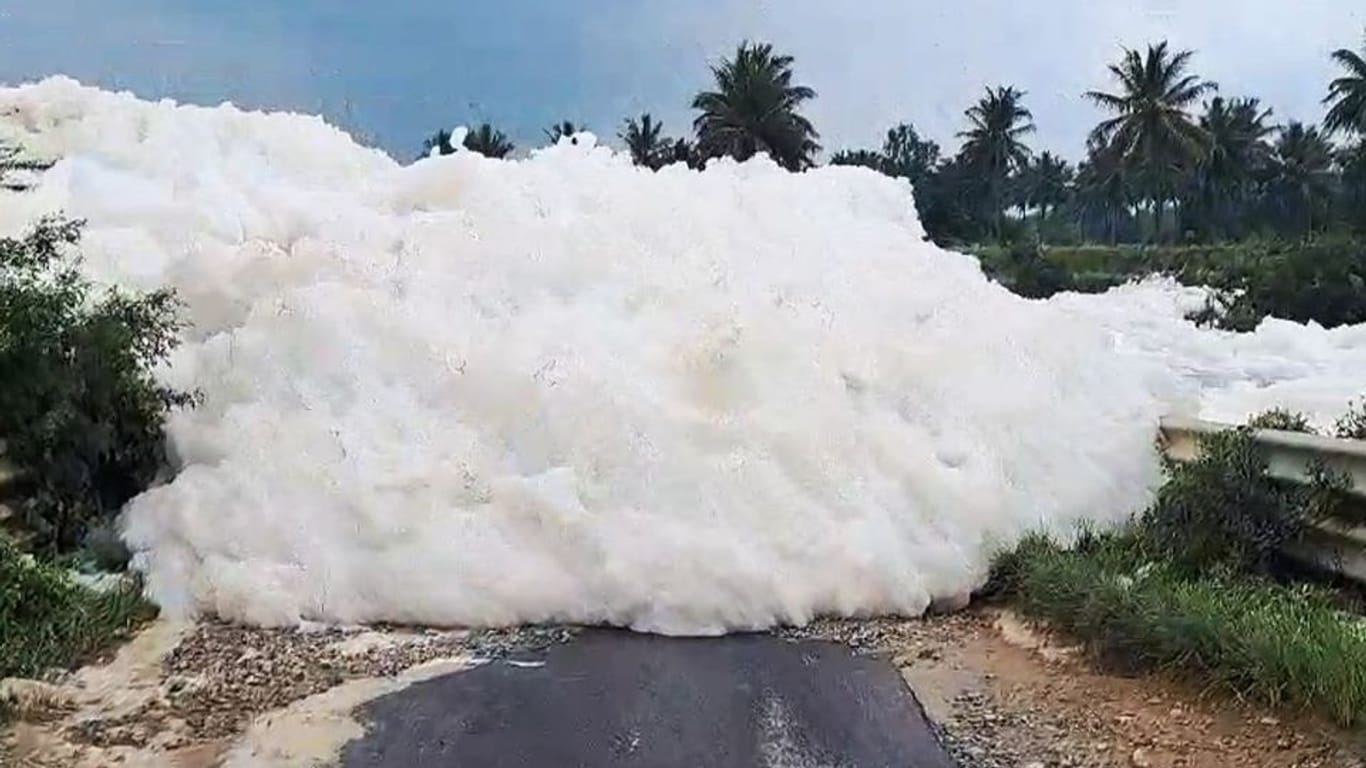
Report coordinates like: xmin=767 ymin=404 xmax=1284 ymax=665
xmin=1 ymin=77 xmax=1363 ymax=634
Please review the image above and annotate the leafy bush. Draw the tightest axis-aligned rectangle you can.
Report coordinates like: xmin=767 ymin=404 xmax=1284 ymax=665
xmin=979 ymin=240 xmax=1076 ymax=299
xmin=1205 ymin=240 xmax=1366 ymax=331
xmin=1247 ymin=408 xmax=1315 ymax=433
xmin=0 ymin=535 xmax=153 ymax=681
xmin=1144 ymin=428 xmax=1346 ymax=576
xmin=1334 ymin=399 xmax=1366 ymax=440
xmin=0 ymin=216 xmax=194 ymax=554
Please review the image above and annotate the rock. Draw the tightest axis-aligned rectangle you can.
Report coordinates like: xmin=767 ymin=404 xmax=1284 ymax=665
xmin=0 ymin=677 xmax=73 ymax=718
xmin=1131 ymin=747 xmax=1152 ymax=767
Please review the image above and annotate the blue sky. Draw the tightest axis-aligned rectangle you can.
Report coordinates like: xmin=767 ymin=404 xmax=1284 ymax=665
xmin=0 ymin=1 xmax=1362 ymax=161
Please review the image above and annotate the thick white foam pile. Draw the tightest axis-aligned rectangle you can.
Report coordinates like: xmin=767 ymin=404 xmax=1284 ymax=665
xmin=2 ymin=77 xmax=1365 ymax=634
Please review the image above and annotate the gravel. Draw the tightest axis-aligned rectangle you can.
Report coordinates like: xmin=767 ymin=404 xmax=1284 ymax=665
xmin=63 ymin=622 xmax=576 ymax=746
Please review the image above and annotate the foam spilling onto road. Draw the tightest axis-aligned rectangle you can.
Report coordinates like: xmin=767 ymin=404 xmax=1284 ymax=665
xmin=1 ymin=77 xmax=1362 ymax=633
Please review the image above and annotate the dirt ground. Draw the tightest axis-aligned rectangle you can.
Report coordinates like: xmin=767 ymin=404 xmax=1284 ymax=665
xmin=3 ymin=610 xmax=1362 ymax=767
xmin=795 ymin=611 xmax=1365 ymax=767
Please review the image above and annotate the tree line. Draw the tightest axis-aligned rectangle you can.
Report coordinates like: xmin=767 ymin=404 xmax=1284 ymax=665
xmin=425 ymin=32 xmax=1366 ymax=247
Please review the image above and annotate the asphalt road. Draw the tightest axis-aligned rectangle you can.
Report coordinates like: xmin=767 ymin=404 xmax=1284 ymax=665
xmin=340 ymin=628 xmax=956 ymax=768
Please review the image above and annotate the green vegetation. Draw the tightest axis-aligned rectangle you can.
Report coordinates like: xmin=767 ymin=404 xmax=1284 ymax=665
xmin=1247 ymin=408 xmax=1315 ymax=433
xmin=415 ymin=27 xmax=1366 ymax=267
xmin=0 ymin=216 xmax=194 ymax=554
xmin=0 ymin=139 xmax=179 ymax=693
xmin=989 ymin=410 xmax=1366 ymax=726
xmin=976 ymin=239 xmax=1366 ymax=330
xmin=691 ymin=41 xmax=820 ymax=172
xmin=415 ymin=28 xmax=1366 ymax=331
xmin=991 ymin=533 xmax=1366 ymax=726
xmin=0 ymin=535 xmax=154 ymax=682
xmin=544 ymin=120 xmax=586 ymax=145
xmin=421 ymin=124 xmax=516 ymax=159
xmin=831 ymin=32 xmax=1366 ymax=248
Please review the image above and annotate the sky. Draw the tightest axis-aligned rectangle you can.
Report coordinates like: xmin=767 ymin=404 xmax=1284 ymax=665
xmin=0 ymin=1 xmax=1362 ymax=162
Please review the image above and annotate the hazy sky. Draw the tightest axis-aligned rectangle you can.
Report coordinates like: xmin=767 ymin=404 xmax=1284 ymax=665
xmin=0 ymin=1 xmax=1362 ymax=161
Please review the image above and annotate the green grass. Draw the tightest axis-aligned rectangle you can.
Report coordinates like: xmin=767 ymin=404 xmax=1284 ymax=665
xmin=0 ymin=536 xmax=155 ymax=684
xmin=990 ymin=532 xmax=1366 ymax=727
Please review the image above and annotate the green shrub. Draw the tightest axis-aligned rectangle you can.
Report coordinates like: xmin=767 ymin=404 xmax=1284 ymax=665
xmin=1247 ymin=408 xmax=1316 ymax=433
xmin=0 ymin=535 xmax=154 ymax=681
xmin=980 ymin=240 xmax=1076 ymax=299
xmin=1334 ymin=399 xmax=1366 ymax=440
xmin=0 ymin=216 xmax=194 ymax=554
xmin=1144 ymin=428 xmax=1345 ymax=576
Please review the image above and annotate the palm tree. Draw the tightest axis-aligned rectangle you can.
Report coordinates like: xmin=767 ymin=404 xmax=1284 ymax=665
xmin=956 ymin=86 xmax=1035 ymax=238
xmin=545 ymin=121 xmax=584 ymax=144
xmin=880 ymin=123 xmax=940 ymax=185
xmin=1190 ymin=97 xmax=1275 ymax=238
xmin=422 ymin=129 xmax=458 ymax=158
xmin=620 ymin=113 xmax=670 ymax=169
xmin=1266 ymin=122 xmax=1335 ymax=237
xmin=828 ymin=149 xmax=885 ymax=170
xmin=1075 ymin=139 xmax=1132 ymax=244
xmin=692 ymin=41 xmax=820 ymax=171
xmin=1026 ymin=152 xmax=1073 ymax=221
xmin=663 ymin=138 xmax=699 ymax=169
xmin=463 ymin=123 xmax=515 ymax=158
xmin=1338 ymin=140 xmax=1366 ymax=232
xmin=1325 ymin=30 xmax=1366 ymax=137
xmin=1085 ymin=41 xmax=1216 ymax=240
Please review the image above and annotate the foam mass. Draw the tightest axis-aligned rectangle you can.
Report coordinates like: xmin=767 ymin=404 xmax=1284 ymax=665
xmin=2 ymin=78 xmax=1363 ymax=633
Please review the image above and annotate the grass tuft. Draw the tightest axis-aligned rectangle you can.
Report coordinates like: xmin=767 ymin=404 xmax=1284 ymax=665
xmin=0 ymin=536 xmax=155 ymax=685
xmin=990 ymin=533 xmax=1366 ymax=726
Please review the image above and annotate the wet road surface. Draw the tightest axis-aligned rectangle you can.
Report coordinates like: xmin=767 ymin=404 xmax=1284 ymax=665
xmin=340 ymin=628 xmax=956 ymax=767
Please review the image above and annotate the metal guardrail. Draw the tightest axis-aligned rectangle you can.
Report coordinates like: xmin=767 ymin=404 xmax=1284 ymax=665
xmin=1159 ymin=416 xmax=1366 ymax=583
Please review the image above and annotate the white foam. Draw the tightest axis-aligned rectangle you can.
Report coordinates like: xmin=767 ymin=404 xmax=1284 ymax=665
xmin=1 ymin=77 xmax=1362 ymax=634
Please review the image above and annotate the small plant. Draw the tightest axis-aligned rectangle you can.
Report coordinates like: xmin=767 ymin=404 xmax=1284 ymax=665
xmin=0 ymin=216 xmax=195 ymax=553
xmin=1334 ymin=398 xmax=1366 ymax=440
xmin=1246 ymin=408 xmax=1315 ymax=433
xmin=1143 ymin=428 xmax=1336 ymax=576
xmin=0 ymin=535 xmax=154 ymax=681
xmin=984 ymin=240 xmax=1076 ymax=299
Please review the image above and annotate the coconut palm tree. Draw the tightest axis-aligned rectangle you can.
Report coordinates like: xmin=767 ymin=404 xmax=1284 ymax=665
xmin=691 ymin=41 xmax=820 ymax=171
xmin=828 ymin=149 xmax=885 ymax=170
xmin=1266 ymin=122 xmax=1335 ymax=237
xmin=463 ymin=123 xmax=515 ymax=158
xmin=1189 ymin=97 xmax=1275 ymax=238
xmin=1085 ymin=41 xmax=1216 ymax=240
xmin=1025 ymin=151 xmax=1073 ymax=221
xmin=1325 ymin=30 xmax=1366 ymax=137
xmin=662 ymin=138 xmax=700 ymax=169
xmin=1338 ymin=140 xmax=1366 ymax=232
xmin=880 ymin=123 xmax=940 ymax=186
xmin=1075 ymin=138 xmax=1132 ymax=244
xmin=421 ymin=129 xmax=458 ymax=158
xmin=620 ymin=113 xmax=670 ymax=169
xmin=545 ymin=121 xmax=584 ymax=144
xmin=956 ymin=86 xmax=1035 ymax=238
